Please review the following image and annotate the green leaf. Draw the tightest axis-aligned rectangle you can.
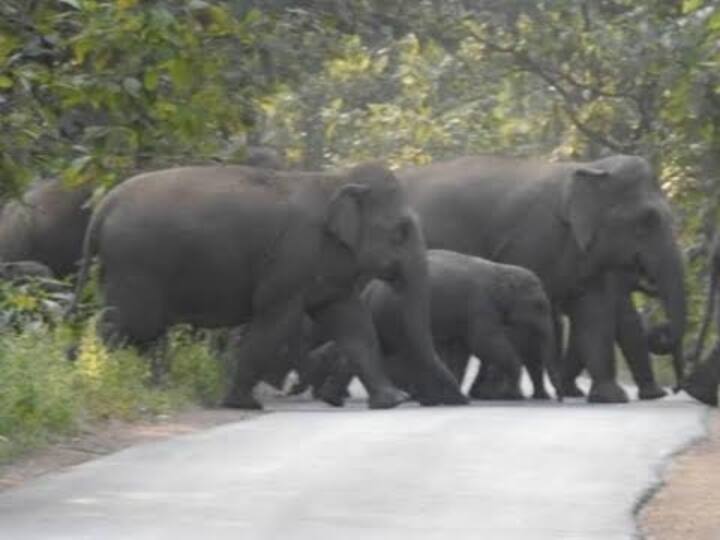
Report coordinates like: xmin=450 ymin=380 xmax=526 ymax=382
xmin=143 ymin=70 xmax=159 ymax=91
xmin=0 ymin=75 xmax=13 ymax=89
xmin=682 ymin=0 xmax=704 ymax=13
xmin=243 ymin=8 xmax=262 ymax=25
xmin=167 ymin=58 xmax=192 ymax=90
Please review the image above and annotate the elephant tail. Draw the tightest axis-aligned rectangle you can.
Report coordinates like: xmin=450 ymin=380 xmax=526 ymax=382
xmin=64 ymin=193 xmax=113 ymax=320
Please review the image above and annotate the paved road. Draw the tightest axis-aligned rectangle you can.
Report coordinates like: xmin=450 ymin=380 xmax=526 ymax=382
xmin=0 ymin=389 xmax=708 ymax=540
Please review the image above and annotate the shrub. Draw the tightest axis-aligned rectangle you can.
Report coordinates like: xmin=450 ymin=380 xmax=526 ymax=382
xmin=0 ymin=321 xmax=227 ymax=463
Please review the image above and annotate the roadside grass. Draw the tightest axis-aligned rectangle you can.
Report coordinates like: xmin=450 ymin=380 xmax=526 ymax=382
xmin=0 ymin=322 xmax=225 ymax=463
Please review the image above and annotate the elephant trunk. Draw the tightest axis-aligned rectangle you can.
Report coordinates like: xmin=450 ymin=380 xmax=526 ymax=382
xmin=640 ymin=230 xmax=687 ymax=387
xmin=394 ymin=216 xmax=467 ymax=405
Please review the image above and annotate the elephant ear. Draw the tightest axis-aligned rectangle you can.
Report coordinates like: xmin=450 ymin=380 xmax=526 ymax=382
xmin=563 ymin=166 xmax=610 ymax=252
xmin=327 ymin=184 xmax=370 ymax=250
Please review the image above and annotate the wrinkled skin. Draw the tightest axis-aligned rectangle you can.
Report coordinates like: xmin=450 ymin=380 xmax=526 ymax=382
xmin=399 ymin=155 xmax=686 ymax=404
xmin=0 ymin=180 xmax=92 ymax=277
xmin=684 ymin=234 xmax=720 ymax=406
xmin=368 ymin=250 xmax=562 ymax=402
xmin=70 ymin=163 xmax=465 ymax=410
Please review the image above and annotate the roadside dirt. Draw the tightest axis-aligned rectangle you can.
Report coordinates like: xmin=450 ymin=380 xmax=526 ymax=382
xmin=0 ymin=407 xmax=258 ymax=492
xmin=640 ymin=410 xmax=720 ymax=540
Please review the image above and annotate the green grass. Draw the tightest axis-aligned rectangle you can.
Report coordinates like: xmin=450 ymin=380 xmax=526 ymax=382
xmin=0 ymin=322 xmax=225 ymax=463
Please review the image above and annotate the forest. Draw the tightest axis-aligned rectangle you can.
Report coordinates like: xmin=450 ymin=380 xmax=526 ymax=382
xmin=0 ymin=0 xmax=719 ymax=456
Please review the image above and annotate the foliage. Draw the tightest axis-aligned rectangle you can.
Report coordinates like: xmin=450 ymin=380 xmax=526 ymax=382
xmin=0 ymin=321 xmax=224 ymax=463
xmin=2 ymin=0 xmax=720 ymax=424
xmin=0 ymin=276 xmax=72 ymax=331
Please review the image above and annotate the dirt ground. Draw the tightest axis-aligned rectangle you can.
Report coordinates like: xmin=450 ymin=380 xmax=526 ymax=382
xmin=640 ymin=410 xmax=720 ymax=540
xmin=0 ymin=407 xmax=258 ymax=492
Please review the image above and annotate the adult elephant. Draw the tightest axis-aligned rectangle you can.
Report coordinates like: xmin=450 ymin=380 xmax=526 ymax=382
xmin=69 ymin=162 xmax=465 ymax=410
xmin=399 ymin=155 xmax=686 ymax=403
xmin=683 ymin=234 xmax=720 ymax=406
xmin=0 ymin=179 xmax=93 ymax=277
xmin=0 ymin=146 xmax=284 ymax=280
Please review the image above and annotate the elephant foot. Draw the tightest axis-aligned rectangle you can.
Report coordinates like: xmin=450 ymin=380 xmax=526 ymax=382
xmin=683 ymin=381 xmax=719 ymax=407
xmin=317 ymin=380 xmax=347 ymax=408
xmin=416 ymin=371 xmax=469 ymax=406
xmin=588 ymin=381 xmax=629 ymax=404
xmin=470 ymin=382 xmax=524 ymax=401
xmin=532 ymin=389 xmax=551 ymax=400
xmin=682 ymin=365 xmax=719 ymax=406
xmin=367 ymin=387 xmax=409 ymax=410
xmin=638 ymin=383 xmax=668 ymax=401
xmin=561 ymin=380 xmax=585 ymax=398
xmin=287 ymin=381 xmax=309 ymax=396
xmin=222 ymin=392 xmax=264 ymax=410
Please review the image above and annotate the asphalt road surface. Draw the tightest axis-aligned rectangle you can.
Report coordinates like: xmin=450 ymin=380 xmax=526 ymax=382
xmin=0 ymin=387 xmax=708 ymax=540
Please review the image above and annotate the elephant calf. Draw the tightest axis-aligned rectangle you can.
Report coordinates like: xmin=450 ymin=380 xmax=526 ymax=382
xmin=317 ymin=250 xmax=562 ymax=403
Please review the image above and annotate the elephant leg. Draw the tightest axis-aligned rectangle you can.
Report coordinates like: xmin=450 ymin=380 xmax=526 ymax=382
xmin=468 ymin=360 xmax=496 ymax=399
xmin=312 ymin=296 xmax=407 ymax=410
xmin=223 ymin=298 xmax=304 ymax=410
xmin=313 ymin=344 xmax=355 ymax=407
xmin=684 ymin=341 xmax=720 ymax=406
xmin=561 ymin=329 xmax=587 ymax=398
xmin=436 ymin=340 xmax=471 ymax=385
xmin=615 ymin=292 xmax=666 ymax=400
xmin=467 ymin=332 xmax=524 ymax=401
xmin=552 ymin=308 xmax=585 ymax=397
xmin=526 ymin=358 xmax=550 ymax=400
xmin=99 ymin=274 xmax=169 ymax=379
xmin=290 ymin=341 xmax=335 ymax=396
xmin=566 ymin=275 xmax=628 ymax=403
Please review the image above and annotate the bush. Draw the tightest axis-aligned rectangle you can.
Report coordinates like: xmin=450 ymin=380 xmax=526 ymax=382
xmin=0 ymin=329 xmax=77 ymax=461
xmin=0 ymin=321 xmax=227 ymax=463
xmin=167 ymin=328 xmax=225 ymax=407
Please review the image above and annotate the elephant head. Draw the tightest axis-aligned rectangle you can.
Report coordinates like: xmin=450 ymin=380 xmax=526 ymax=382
xmin=562 ymin=154 xmax=686 ymax=359
xmin=325 ymin=163 xmax=466 ymax=405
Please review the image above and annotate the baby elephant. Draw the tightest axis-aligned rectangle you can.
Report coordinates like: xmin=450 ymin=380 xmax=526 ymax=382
xmin=364 ymin=250 xmax=562 ymax=401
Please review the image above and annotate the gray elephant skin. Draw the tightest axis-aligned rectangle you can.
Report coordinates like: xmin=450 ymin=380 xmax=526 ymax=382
xmin=294 ymin=250 xmax=561 ymax=404
xmin=367 ymin=250 xmax=562 ymax=401
xmin=562 ymin=267 xmax=679 ymax=400
xmin=684 ymin=234 xmax=720 ymax=406
xmin=0 ymin=179 xmax=93 ymax=277
xmin=69 ymin=162 xmax=466 ymax=410
xmin=399 ymin=154 xmax=687 ymax=403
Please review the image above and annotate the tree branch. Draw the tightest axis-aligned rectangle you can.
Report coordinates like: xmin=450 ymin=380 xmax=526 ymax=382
xmin=466 ymin=28 xmax=637 ymax=153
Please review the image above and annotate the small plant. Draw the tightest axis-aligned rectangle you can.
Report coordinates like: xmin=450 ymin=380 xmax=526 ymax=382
xmin=0 ymin=318 xmax=229 ymax=463
xmin=0 ymin=328 xmax=78 ymax=461
xmin=167 ymin=328 xmax=225 ymax=406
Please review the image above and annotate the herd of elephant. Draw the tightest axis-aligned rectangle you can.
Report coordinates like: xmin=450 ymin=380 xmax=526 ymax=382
xmin=2 ymin=146 xmax=719 ymax=409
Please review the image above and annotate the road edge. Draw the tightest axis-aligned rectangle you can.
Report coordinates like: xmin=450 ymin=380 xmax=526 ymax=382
xmin=630 ymin=404 xmax=712 ymax=540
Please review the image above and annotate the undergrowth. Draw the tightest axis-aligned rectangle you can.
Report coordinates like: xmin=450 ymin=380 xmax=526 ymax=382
xmin=0 ymin=321 xmax=225 ymax=463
